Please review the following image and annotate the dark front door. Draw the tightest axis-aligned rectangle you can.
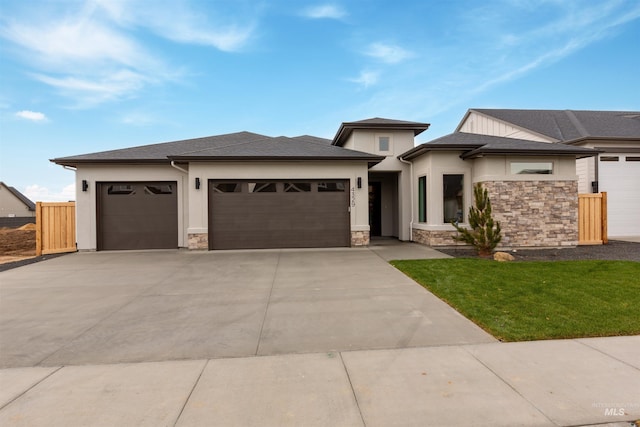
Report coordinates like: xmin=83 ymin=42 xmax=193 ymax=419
xmin=97 ymin=182 xmax=178 ymax=250
xmin=369 ymin=182 xmax=381 ymax=237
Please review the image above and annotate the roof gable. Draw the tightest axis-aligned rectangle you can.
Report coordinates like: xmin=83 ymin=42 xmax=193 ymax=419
xmin=0 ymin=182 xmax=35 ymax=211
xmin=400 ymin=132 xmax=598 ymax=160
xmin=332 ymin=117 xmax=430 ymax=147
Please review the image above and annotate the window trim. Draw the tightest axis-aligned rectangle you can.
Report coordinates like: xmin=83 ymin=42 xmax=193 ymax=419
xmin=442 ymin=173 xmax=464 ymax=224
xmin=510 ymin=161 xmax=554 ymax=175
xmin=375 ymin=134 xmax=393 ymax=155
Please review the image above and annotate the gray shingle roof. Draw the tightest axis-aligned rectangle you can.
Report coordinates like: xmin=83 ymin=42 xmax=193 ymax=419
xmin=51 ymin=131 xmax=382 ymax=166
xmin=400 ymin=132 xmax=598 ymax=160
xmin=332 ymin=117 xmax=430 ymax=147
xmin=467 ymin=109 xmax=640 ymax=142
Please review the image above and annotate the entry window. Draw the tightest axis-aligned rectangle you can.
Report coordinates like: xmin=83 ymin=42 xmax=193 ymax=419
xmin=145 ymin=184 xmax=173 ymax=195
xmin=212 ymin=183 xmax=242 ymax=193
xmin=318 ymin=182 xmax=345 ymax=192
xmin=510 ymin=162 xmax=553 ymax=174
xmin=108 ymin=185 xmax=135 ymax=195
xmin=443 ymin=174 xmax=463 ymax=223
xmin=378 ymin=136 xmax=390 ymax=152
xmin=418 ymin=176 xmax=427 ymax=223
xmin=249 ymin=182 xmax=277 ymax=193
xmin=284 ymin=182 xmax=312 ymax=192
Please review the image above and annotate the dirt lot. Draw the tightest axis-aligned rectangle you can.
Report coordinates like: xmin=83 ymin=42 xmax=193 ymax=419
xmin=0 ymin=224 xmax=36 ymax=264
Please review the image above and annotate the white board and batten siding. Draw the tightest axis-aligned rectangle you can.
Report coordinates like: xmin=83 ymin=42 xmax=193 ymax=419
xmin=459 ymin=112 xmax=553 ymax=142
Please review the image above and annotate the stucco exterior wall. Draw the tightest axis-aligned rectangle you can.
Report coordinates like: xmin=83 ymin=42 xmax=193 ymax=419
xmin=74 ymin=164 xmax=188 ymax=251
xmin=458 ymin=112 xmax=555 ymax=142
xmin=410 ymin=152 xmax=580 ymax=247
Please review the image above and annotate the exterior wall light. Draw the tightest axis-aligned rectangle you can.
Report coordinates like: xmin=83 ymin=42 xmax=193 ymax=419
xmin=82 ymin=180 xmax=88 ymax=192
xmin=195 ymin=177 xmax=201 ymax=190
xmin=357 ymin=177 xmax=362 ymax=189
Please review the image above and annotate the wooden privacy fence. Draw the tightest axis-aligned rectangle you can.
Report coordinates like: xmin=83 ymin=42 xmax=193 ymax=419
xmin=578 ymin=192 xmax=607 ymax=245
xmin=36 ymin=202 xmax=77 ymax=256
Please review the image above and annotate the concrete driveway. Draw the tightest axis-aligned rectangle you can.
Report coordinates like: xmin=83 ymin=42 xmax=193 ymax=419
xmin=0 ymin=245 xmax=493 ymax=368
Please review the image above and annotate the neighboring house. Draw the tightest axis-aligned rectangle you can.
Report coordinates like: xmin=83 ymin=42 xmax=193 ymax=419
xmin=52 ymin=117 xmax=597 ymax=252
xmin=0 ymin=182 xmax=36 ymax=218
xmin=456 ymin=109 xmax=640 ymax=237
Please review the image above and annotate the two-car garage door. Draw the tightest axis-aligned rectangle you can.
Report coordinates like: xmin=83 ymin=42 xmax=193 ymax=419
xmin=209 ymin=180 xmax=350 ymax=249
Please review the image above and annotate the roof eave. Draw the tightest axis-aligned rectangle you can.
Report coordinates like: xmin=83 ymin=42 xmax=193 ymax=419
xmin=562 ymin=136 xmax=640 ymax=145
xmin=460 ymin=149 xmax=600 ymax=159
xmin=399 ymin=144 xmax=480 ymax=160
xmin=168 ymin=155 xmax=385 ymax=162
xmin=50 ymin=158 xmax=171 ymax=167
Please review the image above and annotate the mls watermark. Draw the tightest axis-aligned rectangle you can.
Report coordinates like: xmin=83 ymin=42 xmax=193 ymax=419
xmin=592 ymin=401 xmax=639 ymax=417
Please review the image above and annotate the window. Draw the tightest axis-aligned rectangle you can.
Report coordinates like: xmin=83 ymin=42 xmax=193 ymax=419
xmin=318 ymin=182 xmax=345 ymax=192
xmin=600 ymin=156 xmax=619 ymax=162
xmin=378 ymin=136 xmax=390 ymax=152
xmin=443 ymin=174 xmax=463 ymax=223
xmin=510 ymin=162 xmax=553 ymax=174
xmin=418 ymin=176 xmax=427 ymax=222
xmin=108 ymin=185 xmax=135 ymax=195
xmin=144 ymin=184 xmax=173 ymax=195
xmin=284 ymin=182 xmax=311 ymax=192
xmin=625 ymin=156 xmax=640 ymax=162
xmin=212 ymin=183 xmax=242 ymax=193
xmin=249 ymin=182 xmax=277 ymax=193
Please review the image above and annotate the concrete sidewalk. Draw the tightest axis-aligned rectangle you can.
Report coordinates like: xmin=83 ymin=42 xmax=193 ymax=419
xmin=1 ymin=336 xmax=638 ymax=426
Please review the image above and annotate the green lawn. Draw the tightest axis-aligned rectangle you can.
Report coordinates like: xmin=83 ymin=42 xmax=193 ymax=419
xmin=391 ymin=259 xmax=640 ymax=341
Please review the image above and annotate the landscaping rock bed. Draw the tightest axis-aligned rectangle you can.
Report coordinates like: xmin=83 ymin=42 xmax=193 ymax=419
xmin=438 ymin=240 xmax=640 ymax=262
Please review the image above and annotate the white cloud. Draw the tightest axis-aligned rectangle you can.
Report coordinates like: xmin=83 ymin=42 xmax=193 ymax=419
xmin=302 ymin=4 xmax=347 ymax=20
xmin=364 ymin=42 xmax=414 ymax=64
xmin=0 ymin=0 xmax=257 ymax=107
xmin=24 ymin=183 xmax=76 ymax=203
xmin=349 ymin=70 xmax=379 ymax=88
xmin=15 ymin=110 xmax=48 ymax=122
xmin=121 ymin=111 xmax=156 ymax=126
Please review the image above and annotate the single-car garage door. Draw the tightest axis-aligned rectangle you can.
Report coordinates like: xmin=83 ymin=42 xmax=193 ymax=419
xmin=598 ymin=154 xmax=640 ymax=237
xmin=209 ymin=180 xmax=350 ymax=249
xmin=98 ymin=182 xmax=178 ymax=250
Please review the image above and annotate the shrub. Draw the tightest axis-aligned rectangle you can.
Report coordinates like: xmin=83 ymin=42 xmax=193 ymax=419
xmin=452 ymin=183 xmax=502 ymax=256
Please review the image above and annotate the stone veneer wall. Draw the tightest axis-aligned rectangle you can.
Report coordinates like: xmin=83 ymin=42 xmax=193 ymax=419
xmin=351 ymin=230 xmax=370 ymax=247
xmin=412 ymin=180 xmax=578 ymax=248
xmin=483 ymin=180 xmax=578 ymax=247
xmin=188 ymin=233 xmax=208 ymax=250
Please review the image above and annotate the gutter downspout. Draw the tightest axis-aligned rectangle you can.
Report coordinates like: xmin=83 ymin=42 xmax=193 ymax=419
xmin=170 ymin=161 xmax=189 ymax=174
xmin=399 ymin=156 xmax=414 ymax=242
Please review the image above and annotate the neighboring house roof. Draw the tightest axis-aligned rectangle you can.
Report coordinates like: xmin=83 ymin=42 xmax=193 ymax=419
xmin=459 ymin=109 xmax=640 ymax=143
xmin=51 ymin=132 xmax=383 ymax=166
xmin=400 ymin=132 xmax=599 ymax=161
xmin=332 ymin=117 xmax=430 ymax=147
xmin=0 ymin=182 xmax=35 ymax=211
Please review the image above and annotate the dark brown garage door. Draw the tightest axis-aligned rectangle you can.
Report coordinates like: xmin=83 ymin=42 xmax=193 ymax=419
xmin=209 ymin=180 xmax=350 ymax=249
xmin=98 ymin=182 xmax=178 ymax=250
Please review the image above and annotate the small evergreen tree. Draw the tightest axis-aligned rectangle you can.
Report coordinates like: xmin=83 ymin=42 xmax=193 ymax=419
xmin=452 ymin=183 xmax=502 ymax=256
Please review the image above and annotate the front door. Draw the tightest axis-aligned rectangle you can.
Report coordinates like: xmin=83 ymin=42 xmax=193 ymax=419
xmin=368 ymin=182 xmax=381 ymax=236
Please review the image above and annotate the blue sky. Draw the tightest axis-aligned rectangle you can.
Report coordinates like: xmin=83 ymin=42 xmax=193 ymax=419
xmin=1 ymin=0 xmax=639 ymax=201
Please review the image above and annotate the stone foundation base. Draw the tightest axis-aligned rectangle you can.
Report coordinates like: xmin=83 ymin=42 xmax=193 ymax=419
xmin=412 ymin=228 xmax=463 ymax=246
xmin=351 ymin=230 xmax=370 ymax=247
xmin=188 ymin=233 xmax=208 ymax=250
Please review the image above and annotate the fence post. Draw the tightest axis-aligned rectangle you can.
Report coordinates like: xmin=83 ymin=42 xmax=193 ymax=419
xmin=601 ymin=192 xmax=607 ymax=244
xmin=35 ymin=201 xmax=42 ymax=256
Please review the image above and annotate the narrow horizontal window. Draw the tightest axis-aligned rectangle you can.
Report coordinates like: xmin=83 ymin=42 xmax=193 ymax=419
xmin=318 ymin=182 xmax=345 ymax=192
xmin=510 ymin=162 xmax=553 ymax=174
xmin=145 ymin=184 xmax=173 ymax=195
xmin=600 ymin=156 xmax=619 ymax=162
xmin=249 ymin=182 xmax=277 ymax=193
xmin=625 ymin=156 xmax=640 ymax=162
xmin=284 ymin=182 xmax=311 ymax=192
xmin=108 ymin=185 xmax=135 ymax=195
xmin=212 ymin=183 xmax=242 ymax=193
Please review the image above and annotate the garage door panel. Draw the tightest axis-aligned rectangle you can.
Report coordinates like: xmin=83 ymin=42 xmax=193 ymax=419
xmin=98 ymin=182 xmax=178 ymax=250
xmin=209 ymin=180 xmax=349 ymax=250
xmin=599 ymin=155 xmax=640 ymax=237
